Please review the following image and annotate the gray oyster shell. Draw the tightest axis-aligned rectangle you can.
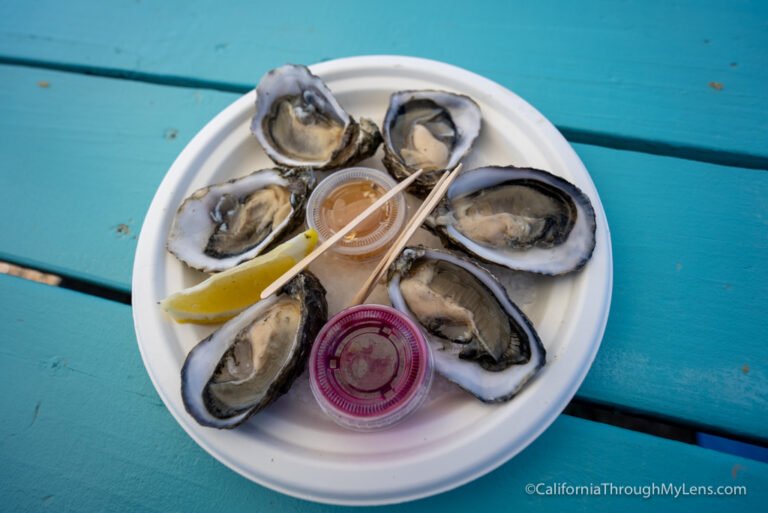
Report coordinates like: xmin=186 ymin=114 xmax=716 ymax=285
xmin=382 ymin=90 xmax=481 ymax=196
xmin=387 ymin=247 xmax=545 ymax=403
xmin=167 ymin=168 xmax=314 ymax=273
xmin=181 ymin=272 xmax=327 ymax=429
xmin=250 ymin=64 xmax=381 ymax=170
xmin=426 ymin=166 xmax=597 ymax=275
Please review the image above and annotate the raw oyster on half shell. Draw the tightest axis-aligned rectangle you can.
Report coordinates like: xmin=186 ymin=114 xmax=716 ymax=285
xmin=181 ymin=272 xmax=327 ymax=429
xmin=382 ymin=90 xmax=481 ymax=196
xmin=427 ymin=166 xmax=597 ymax=275
xmin=251 ymin=64 xmax=381 ymax=170
xmin=388 ymin=247 xmax=545 ymax=402
xmin=167 ymin=168 xmax=314 ymax=273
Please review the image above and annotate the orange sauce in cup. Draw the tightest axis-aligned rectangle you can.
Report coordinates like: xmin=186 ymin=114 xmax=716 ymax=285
xmin=320 ymin=180 xmax=392 ymax=243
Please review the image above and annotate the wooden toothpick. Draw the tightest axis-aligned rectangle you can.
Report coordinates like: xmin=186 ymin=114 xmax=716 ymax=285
xmin=348 ymin=163 xmax=463 ymax=307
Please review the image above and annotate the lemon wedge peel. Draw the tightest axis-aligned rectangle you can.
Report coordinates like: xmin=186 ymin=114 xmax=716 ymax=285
xmin=160 ymin=229 xmax=318 ymax=324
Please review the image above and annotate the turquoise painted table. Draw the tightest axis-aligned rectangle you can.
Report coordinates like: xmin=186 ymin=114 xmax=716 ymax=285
xmin=1 ymin=0 xmax=766 ymax=510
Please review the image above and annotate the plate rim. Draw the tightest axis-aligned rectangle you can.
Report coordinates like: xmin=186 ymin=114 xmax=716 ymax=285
xmin=132 ymin=54 xmax=613 ymax=505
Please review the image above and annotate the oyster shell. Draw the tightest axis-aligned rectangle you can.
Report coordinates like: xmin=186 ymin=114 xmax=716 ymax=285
xmin=388 ymin=247 xmax=545 ymax=402
xmin=167 ymin=168 xmax=314 ymax=272
xmin=181 ymin=272 xmax=327 ymax=428
xmin=382 ymin=90 xmax=481 ymax=196
xmin=250 ymin=64 xmax=381 ymax=170
xmin=427 ymin=166 xmax=597 ymax=275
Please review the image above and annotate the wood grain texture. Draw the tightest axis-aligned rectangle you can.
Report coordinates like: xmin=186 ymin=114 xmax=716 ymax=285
xmin=0 ymin=0 xmax=766 ymax=165
xmin=1 ymin=66 xmax=766 ymax=439
xmin=0 ymin=274 xmax=765 ymax=512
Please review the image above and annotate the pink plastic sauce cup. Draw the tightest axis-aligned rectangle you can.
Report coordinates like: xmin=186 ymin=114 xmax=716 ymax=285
xmin=309 ymin=304 xmax=433 ymax=431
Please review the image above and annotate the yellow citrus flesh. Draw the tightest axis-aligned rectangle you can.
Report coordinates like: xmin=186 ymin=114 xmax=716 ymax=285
xmin=161 ymin=229 xmax=317 ymax=324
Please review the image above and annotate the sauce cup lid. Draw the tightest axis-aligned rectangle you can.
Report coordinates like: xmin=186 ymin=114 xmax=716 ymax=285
xmin=309 ymin=304 xmax=433 ymax=430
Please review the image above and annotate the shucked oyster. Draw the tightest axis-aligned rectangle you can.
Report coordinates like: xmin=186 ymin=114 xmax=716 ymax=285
xmin=382 ymin=90 xmax=481 ymax=196
xmin=251 ymin=64 xmax=381 ymax=170
xmin=388 ymin=247 xmax=545 ymax=402
xmin=167 ymin=168 xmax=314 ymax=272
xmin=181 ymin=272 xmax=327 ymax=428
xmin=427 ymin=166 xmax=597 ymax=275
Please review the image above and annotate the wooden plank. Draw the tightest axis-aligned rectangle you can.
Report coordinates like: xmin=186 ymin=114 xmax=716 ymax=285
xmin=0 ymin=65 xmax=237 ymax=291
xmin=0 ymin=66 xmax=766 ymax=439
xmin=575 ymin=143 xmax=768 ymax=439
xmin=0 ymin=274 xmax=765 ymax=512
xmin=0 ymin=0 xmax=766 ymax=165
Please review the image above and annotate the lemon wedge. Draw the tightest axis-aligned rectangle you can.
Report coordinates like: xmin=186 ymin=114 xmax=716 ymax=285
xmin=161 ymin=229 xmax=317 ymax=324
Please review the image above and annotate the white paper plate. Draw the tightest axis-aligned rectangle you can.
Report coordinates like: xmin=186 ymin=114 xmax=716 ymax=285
xmin=132 ymin=56 xmax=613 ymax=505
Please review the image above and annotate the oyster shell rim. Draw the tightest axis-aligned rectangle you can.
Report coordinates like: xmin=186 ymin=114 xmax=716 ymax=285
xmin=387 ymin=246 xmax=546 ymax=403
xmin=381 ymin=89 xmax=482 ymax=196
xmin=166 ymin=167 xmax=314 ymax=273
xmin=250 ymin=64 xmax=382 ymax=170
xmin=180 ymin=271 xmax=328 ymax=429
xmin=427 ymin=165 xmax=598 ymax=276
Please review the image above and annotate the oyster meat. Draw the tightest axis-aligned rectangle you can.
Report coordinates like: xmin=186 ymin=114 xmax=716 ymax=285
xmin=181 ymin=272 xmax=327 ymax=428
xmin=382 ymin=90 xmax=481 ymax=196
xmin=388 ymin=247 xmax=545 ymax=402
xmin=251 ymin=64 xmax=381 ymax=170
xmin=167 ymin=168 xmax=314 ymax=272
xmin=427 ymin=166 xmax=597 ymax=275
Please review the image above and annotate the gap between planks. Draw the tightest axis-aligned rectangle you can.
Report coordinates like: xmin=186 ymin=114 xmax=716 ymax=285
xmin=1 ymin=55 xmax=766 ymax=172
xmin=0 ymin=257 xmax=131 ymax=305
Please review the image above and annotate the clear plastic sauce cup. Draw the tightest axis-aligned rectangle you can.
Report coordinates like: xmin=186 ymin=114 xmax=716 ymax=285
xmin=306 ymin=168 xmax=407 ymax=260
xmin=309 ymin=305 xmax=433 ymax=430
